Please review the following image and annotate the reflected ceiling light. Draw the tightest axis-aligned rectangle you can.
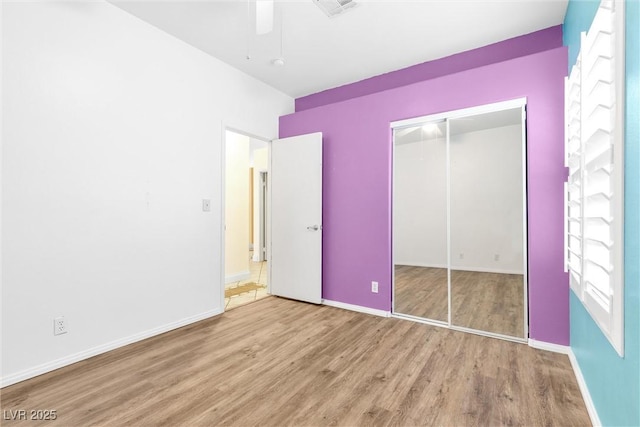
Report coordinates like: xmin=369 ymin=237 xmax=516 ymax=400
xmin=313 ymin=0 xmax=358 ymax=18
xmin=422 ymin=123 xmax=439 ymax=133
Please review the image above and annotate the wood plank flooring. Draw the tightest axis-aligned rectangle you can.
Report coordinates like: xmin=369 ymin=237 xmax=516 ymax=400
xmin=394 ymin=266 xmax=525 ymax=338
xmin=394 ymin=266 xmax=448 ymax=322
xmin=1 ymin=297 xmax=589 ymax=426
xmin=451 ymin=270 xmax=524 ymax=338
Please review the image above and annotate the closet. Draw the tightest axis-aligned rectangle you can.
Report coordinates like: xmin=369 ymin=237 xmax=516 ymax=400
xmin=391 ymin=99 xmax=528 ymax=341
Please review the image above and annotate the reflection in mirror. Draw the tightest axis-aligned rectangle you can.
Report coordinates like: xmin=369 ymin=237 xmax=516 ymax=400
xmin=393 ymin=121 xmax=448 ymax=322
xmin=449 ymin=108 xmax=525 ymax=338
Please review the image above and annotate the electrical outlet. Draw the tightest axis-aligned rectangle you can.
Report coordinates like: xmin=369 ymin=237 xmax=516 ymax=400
xmin=54 ymin=316 xmax=67 ymax=336
xmin=371 ymin=281 xmax=378 ymax=293
xmin=202 ymin=199 xmax=211 ymax=212
xmin=494 ymin=254 xmax=500 ymax=261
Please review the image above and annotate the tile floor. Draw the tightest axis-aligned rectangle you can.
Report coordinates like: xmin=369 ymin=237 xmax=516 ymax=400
xmin=225 ymin=253 xmax=269 ymax=310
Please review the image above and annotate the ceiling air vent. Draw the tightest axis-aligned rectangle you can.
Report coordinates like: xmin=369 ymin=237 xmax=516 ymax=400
xmin=313 ymin=0 xmax=358 ymax=18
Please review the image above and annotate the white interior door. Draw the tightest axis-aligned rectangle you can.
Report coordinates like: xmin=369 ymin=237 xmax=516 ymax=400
xmin=270 ymin=132 xmax=322 ymax=304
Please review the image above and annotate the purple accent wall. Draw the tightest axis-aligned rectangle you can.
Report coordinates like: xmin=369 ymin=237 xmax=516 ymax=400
xmin=295 ymin=26 xmax=563 ymax=112
xmin=280 ymin=47 xmax=570 ymax=345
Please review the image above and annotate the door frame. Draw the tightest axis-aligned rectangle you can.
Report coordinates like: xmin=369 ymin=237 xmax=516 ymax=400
xmin=258 ymin=171 xmax=268 ymax=263
xmin=220 ymin=125 xmax=272 ymax=312
xmin=390 ymin=97 xmax=529 ymax=343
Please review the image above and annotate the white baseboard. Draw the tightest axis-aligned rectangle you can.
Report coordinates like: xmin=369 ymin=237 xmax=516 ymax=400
xmin=322 ymin=299 xmax=391 ymax=318
xmin=528 ymin=340 xmax=601 ymax=426
xmin=568 ymin=349 xmax=602 ymax=427
xmin=451 ymin=266 xmax=524 ymax=275
xmin=225 ymin=271 xmax=250 ymax=284
xmin=0 ymin=308 xmax=222 ymax=388
xmin=528 ymin=339 xmax=571 ymax=354
xmin=394 ymin=263 xmax=523 ymax=275
xmin=395 ymin=262 xmax=447 ymax=269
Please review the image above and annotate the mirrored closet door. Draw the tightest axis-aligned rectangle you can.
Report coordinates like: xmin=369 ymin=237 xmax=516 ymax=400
xmin=393 ymin=120 xmax=448 ymax=323
xmin=392 ymin=100 xmax=528 ymax=341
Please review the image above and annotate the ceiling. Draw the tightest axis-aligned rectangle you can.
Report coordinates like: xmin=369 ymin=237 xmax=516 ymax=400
xmin=111 ymin=0 xmax=568 ymax=99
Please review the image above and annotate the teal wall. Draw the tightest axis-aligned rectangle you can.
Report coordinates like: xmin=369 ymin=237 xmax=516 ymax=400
xmin=563 ymin=0 xmax=601 ymax=69
xmin=564 ymin=1 xmax=640 ymax=426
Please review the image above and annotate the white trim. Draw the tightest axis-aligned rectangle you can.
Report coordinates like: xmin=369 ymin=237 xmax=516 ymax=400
xmin=394 ymin=263 xmax=527 ymax=275
xmin=322 ymin=299 xmax=391 ymax=318
xmin=450 ymin=325 xmax=527 ymax=344
xmin=222 ymin=124 xmax=273 ymax=307
xmin=392 ymin=313 xmax=449 ymax=328
xmin=220 ymin=124 xmax=228 ymax=311
xmin=526 ymin=341 xmax=601 ymax=427
xmin=254 ymin=170 xmax=268 ymax=263
xmin=393 ymin=314 xmax=528 ymax=344
xmin=450 ymin=266 xmax=525 ymax=275
xmin=0 ymin=308 xmax=222 ymax=388
xmin=569 ymin=349 xmax=602 ymax=427
xmin=225 ymin=271 xmax=250 ymax=284
xmin=395 ymin=262 xmax=448 ymax=269
xmin=266 ymin=140 xmax=272 ymax=296
xmin=390 ymin=98 xmax=527 ymax=130
xmin=528 ymin=339 xmax=571 ymax=354
xmin=520 ymin=104 xmax=530 ymax=340
xmin=610 ymin=0 xmax=625 ymax=358
xmin=224 ymin=124 xmax=272 ymax=144
xmin=446 ymin=118 xmax=452 ymax=326
xmin=390 ymin=128 xmax=396 ymax=316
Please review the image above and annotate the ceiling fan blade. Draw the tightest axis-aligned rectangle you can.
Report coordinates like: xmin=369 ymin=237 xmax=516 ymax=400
xmin=256 ymin=0 xmax=274 ymax=35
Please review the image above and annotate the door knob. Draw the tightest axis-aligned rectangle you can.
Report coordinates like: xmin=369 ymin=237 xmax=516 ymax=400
xmin=306 ymin=225 xmax=320 ymax=231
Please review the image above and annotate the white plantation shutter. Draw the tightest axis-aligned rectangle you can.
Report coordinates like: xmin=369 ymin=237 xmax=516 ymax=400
xmin=565 ymin=56 xmax=583 ymax=295
xmin=564 ymin=0 xmax=624 ymax=356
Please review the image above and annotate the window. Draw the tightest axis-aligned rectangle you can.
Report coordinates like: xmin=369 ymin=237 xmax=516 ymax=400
xmin=565 ymin=0 xmax=625 ymax=356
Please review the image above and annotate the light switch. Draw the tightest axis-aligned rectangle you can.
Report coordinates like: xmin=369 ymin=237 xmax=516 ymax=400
xmin=202 ymin=199 xmax=211 ymax=212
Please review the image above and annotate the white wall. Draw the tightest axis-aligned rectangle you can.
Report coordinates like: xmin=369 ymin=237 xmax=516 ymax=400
xmin=450 ymin=124 xmax=524 ymax=273
xmin=394 ymin=135 xmax=447 ymax=267
xmin=225 ymin=131 xmax=250 ymax=282
xmin=252 ymin=147 xmax=268 ymax=262
xmin=394 ymin=124 xmax=524 ymax=274
xmin=1 ymin=1 xmax=293 ymax=385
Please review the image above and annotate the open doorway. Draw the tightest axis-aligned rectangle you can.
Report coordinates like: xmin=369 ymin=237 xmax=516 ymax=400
xmin=224 ymin=129 xmax=269 ymax=310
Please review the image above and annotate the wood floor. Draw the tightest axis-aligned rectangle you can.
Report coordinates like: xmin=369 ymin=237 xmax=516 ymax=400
xmin=451 ymin=270 xmax=525 ymax=338
xmin=1 ymin=297 xmax=589 ymax=427
xmin=394 ymin=266 xmax=449 ymax=322
xmin=394 ymin=266 xmax=525 ymax=338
